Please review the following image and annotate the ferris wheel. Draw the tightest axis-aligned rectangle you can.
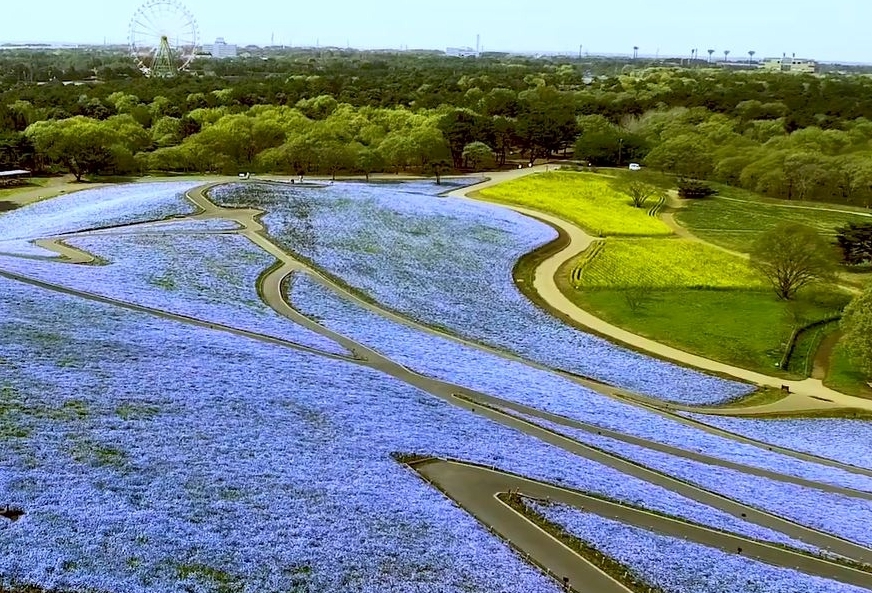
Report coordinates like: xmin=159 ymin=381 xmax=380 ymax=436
xmin=128 ymin=0 xmax=199 ymax=77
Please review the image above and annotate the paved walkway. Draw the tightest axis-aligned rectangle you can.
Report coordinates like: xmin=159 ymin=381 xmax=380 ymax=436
xmin=414 ymin=459 xmax=872 ymax=589
xmin=449 ymin=169 xmax=872 ymax=413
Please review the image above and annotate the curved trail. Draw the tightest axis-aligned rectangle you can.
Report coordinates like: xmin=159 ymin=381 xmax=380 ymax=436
xmin=446 ymin=169 xmax=872 ymax=414
xmin=4 ymin=180 xmax=872 ymax=589
xmin=412 ymin=459 xmax=872 ymax=590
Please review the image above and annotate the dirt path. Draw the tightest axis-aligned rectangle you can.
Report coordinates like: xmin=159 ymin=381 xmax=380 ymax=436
xmin=659 ymin=190 xmax=748 ymax=258
xmin=813 ymin=330 xmax=842 ymax=381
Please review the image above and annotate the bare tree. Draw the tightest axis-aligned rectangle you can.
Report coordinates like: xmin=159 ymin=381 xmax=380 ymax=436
xmin=616 ymin=178 xmax=662 ymax=208
xmin=750 ymin=223 xmax=837 ymax=300
xmin=623 ymin=286 xmax=655 ymax=314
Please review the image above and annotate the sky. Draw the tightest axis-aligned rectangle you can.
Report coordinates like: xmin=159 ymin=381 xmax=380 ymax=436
xmin=0 ymin=0 xmax=867 ymax=63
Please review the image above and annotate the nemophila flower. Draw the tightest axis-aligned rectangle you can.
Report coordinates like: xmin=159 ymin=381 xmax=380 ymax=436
xmin=681 ymin=414 xmax=872 ymax=471
xmin=0 ymin=182 xmax=199 ymax=242
xmin=0 ymin=276 xmax=790 ymax=592
xmin=531 ymin=502 xmax=870 ymax=593
xmin=0 ymin=232 xmax=346 ymax=356
xmin=1 ymin=276 xmax=560 ymax=592
xmin=530 ymin=421 xmax=872 ymax=548
xmin=292 ymin=273 xmax=872 ymax=494
xmin=287 ymin=273 xmax=828 ymax=548
xmin=511 ymin=409 xmax=872 ymax=494
xmin=213 ymin=180 xmax=751 ymax=404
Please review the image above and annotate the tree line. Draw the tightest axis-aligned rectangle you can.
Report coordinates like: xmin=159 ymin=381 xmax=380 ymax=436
xmin=5 ymin=51 xmax=872 ymax=206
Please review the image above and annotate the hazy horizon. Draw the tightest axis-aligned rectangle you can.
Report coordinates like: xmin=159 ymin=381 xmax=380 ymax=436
xmin=0 ymin=0 xmax=867 ymax=62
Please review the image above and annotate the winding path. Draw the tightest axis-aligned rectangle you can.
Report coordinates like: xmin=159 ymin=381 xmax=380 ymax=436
xmin=412 ymin=459 xmax=872 ymax=590
xmin=446 ymin=168 xmax=872 ymax=414
xmin=4 ymin=179 xmax=872 ymax=591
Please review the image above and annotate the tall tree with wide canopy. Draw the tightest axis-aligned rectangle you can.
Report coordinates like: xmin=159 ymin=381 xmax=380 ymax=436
xmin=749 ymin=223 xmax=837 ymax=300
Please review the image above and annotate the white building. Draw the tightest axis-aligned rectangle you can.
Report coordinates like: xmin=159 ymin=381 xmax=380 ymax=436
xmin=204 ymin=37 xmax=237 ymax=59
xmin=759 ymin=55 xmax=817 ymax=74
xmin=446 ymin=47 xmax=479 ymax=58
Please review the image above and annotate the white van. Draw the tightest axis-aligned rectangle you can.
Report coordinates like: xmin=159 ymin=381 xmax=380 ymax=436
xmin=628 ymin=163 xmax=641 ymax=171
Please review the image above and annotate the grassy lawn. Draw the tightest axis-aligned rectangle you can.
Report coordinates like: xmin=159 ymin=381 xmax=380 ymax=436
xmin=674 ymin=185 xmax=872 ymax=254
xmin=562 ymin=285 xmax=849 ymax=378
xmin=479 ymin=171 xmax=672 ymax=237
xmin=571 ymin=238 xmax=766 ymax=290
xmin=825 ymin=337 xmax=872 ymax=399
xmin=489 ymin=170 xmax=868 ymax=387
xmin=0 ymin=179 xmax=49 ymax=200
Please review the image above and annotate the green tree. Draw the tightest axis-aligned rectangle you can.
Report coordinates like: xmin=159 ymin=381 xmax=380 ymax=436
xmin=616 ymin=179 xmax=662 ymax=208
xmin=841 ymin=284 xmax=872 ymax=376
xmin=25 ymin=116 xmax=115 ymax=180
xmin=677 ymin=178 xmax=717 ymax=199
xmin=515 ymin=86 xmax=577 ymax=164
xmin=490 ymin=115 xmax=515 ymax=166
xmin=378 ymin=132 xmax=417 ymax=174
xmin=152 ymin=116 xmax=182 ymax=147
xmin=749 ymin=223 xmax=837 ymax=300
xmin=644 ymin=133 xmax=716 ymax=178
xmin=574 ymin=115 xmax=623 ymax=165
xmin=461 ymin=141 xmax=494 ymax=171
xmin=353 ymin=144 xmax=384 ymax=181
xmin=316 ymin=141 xmax=356 ymax=180
xmin=438 ymin=108 xmax=485 ymax=168
xmin=835 ymin=222 xmax=872 ymax=265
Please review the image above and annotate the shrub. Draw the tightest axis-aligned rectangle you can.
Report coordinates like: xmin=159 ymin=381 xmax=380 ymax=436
xmin=677 ymin=177 xmax=717 ymax=199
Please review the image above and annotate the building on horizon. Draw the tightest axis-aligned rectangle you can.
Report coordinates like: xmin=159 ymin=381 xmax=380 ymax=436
xmin=445 ymin=47 xmax=479 ymax=58
xmin=203 ymin=37 xmax=237 ymax=59
xmin=759 ymin=54 xmax=817 ymax=74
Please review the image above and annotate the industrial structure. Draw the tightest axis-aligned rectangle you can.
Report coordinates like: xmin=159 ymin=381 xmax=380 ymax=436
xmin=447 ymin=34 xmax=481 ymax=57
xmin=759 ymin=54 xmax=817 ymax=74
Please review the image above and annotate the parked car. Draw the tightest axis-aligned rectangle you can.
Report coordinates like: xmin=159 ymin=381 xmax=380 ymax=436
xmin=628 ymin=163 xmax=641 ymax=171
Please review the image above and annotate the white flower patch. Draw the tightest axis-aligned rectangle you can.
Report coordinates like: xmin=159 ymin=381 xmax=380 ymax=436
xmin=531 ymin=503 xmax=869 ymax=593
